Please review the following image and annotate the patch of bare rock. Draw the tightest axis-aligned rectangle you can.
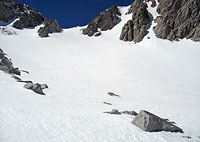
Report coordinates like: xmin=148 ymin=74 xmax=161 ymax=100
xmin=120 ymin=0 xmax=151 ymax=42
xmin=154 ymin=0 xmax=200 ymax=42
xmin=83 ymin=5 xmax=121 ymax=37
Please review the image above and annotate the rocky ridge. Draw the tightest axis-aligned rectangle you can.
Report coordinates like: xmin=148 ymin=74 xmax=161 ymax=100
xmin=0 ymin=0 xmax=45 ymax=29
xmin=83 ymin=5 xmax=121 ymax=37
xmin=120 ymin=0 xmax=151 ymax=42
xmin=38 ymin=18 xmax=63 ymax=37
xmin=0 ymin=0 xmax=62 ymax=37
xmin=154 ymin=0 xmax=200 ymax=42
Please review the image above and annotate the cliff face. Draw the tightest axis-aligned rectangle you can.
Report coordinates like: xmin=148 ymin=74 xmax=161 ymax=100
xmin=82 ymin=5 xmax=121 ymax=37
xmin=0 ymin=0 xmax=62 ymax=37
xmin=0 ymin=0 xmax=45 ymax=29
xmin=154 ymin=0 xmax=200 ymax=42
xmin=120 ymin=0 xmax=151 ymax=42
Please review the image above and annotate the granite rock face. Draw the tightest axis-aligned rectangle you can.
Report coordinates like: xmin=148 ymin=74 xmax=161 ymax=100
xmin=132 ymin=110 xmax=183 ymax=133
xmin=83 ymin=5 xmax=121 ymax=37
xmin=0 ymin=0 xmax=45 ymax=29
xmin=0 ymin=0 xmax=17 ymax=23
xmin=38 ymin=18 xmax=63 ymax=37
xmin=120 ymin=0 xmax=150 ymax=42
xmin=153 ymin=0 xmax=200 ymax=42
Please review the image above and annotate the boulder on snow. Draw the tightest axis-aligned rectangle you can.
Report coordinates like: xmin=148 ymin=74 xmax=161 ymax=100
xmin=38 ymin=18 xmax=63 ymax=37
xmin=107 ymin=92 xmax=120 ymax=97
xmin=103 ymin=102 xmax=112 ymax=105
xmin=104 ymin=109 xmax=121 ymax=115
xmin=132 ymin=110 xmax=183 ymax=133
xmin=24 ymin=82 xmax=48 ymax=95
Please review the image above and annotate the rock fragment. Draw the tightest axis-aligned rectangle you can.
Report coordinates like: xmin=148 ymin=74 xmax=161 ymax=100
xmin=132 ymin=110 xmax=183 ymax=133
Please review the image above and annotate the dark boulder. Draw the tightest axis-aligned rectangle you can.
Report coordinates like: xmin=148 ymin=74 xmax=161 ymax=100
xmin=132 ymin=110 xmax=183 ymax=133
xmin=107 ymin=92 xmax=120 ymax=97
xmin=83 ymin=5 xmax=121 ymax=37
xmin=120 ymin=0 xmax=150 ymax=42
xmin=153 ymin=0 xmax=200 ymax=42
xmin=38 ymin=18 xmax=63 ymax=37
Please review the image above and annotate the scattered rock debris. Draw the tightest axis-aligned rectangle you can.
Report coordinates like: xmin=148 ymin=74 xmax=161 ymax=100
xmin=182 ymin=136 xmax=192 ymax=139
xmin=103 ymin=102 xmax=112 ymax=105
xmin=107 ymin=92 xmax=120 ymax=97
xmin=104 ymin=109 xmax=121 ymax=115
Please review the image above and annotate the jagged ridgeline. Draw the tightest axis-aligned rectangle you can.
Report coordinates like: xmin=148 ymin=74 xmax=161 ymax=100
xmin=82 ymin=5 xmax=121 ymax=37
xmin=154 ymin=0 xmax=200 ymax=42
xmin=123 ymin=0 xmax=200 ymax=42
xmin=120 ymin=0 xmax=150 ymax=42
xmin=83 ymin=0 xmax=200 ymax=43
xmin=0 ymin=0 xmax=62 ymax=37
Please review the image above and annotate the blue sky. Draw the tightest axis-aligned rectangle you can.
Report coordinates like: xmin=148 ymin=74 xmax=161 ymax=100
xmin=14 ymin=0 xmax=133 ymax=28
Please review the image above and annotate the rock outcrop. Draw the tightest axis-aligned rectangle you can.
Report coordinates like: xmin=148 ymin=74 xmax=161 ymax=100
xmin=83 ymin=5 xmax=121 ymax=37
xmin=38 ymin=18 xmax=63 ymax=37
xmin=153 ymin=0 xmax=200 ymax=42
xmin=0 ymin=48 xmax=21 ymax=75
xmin=120 ymin=0 xmax=150 ymax=42
xmin=0 ymin=0 xmax=63 ymax=37
xmin=24 ymin=82 xmax=48 ymax=95
xmin=0 ymin=0 xmax=45 ymax=29
xmin=132 ymin=110 xmax=183 ymax=133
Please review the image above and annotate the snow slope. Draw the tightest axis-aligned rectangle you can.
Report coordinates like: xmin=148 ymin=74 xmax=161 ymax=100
xmin=1 ymin=5 xmax=200 ymax=142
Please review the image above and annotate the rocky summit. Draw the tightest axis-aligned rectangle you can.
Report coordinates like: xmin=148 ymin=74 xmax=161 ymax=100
xmin=38 ymin=18 xmax=63 ymax=37
xmin=0 ymin=0 xmax=45 ymax=29
xmin=154 ymin=0 xmax=200 ymax=42
xmin=0 ymin=0 xmax=62 ymax=37
xmin=82 ymin=5 xmax=121 ymax=37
